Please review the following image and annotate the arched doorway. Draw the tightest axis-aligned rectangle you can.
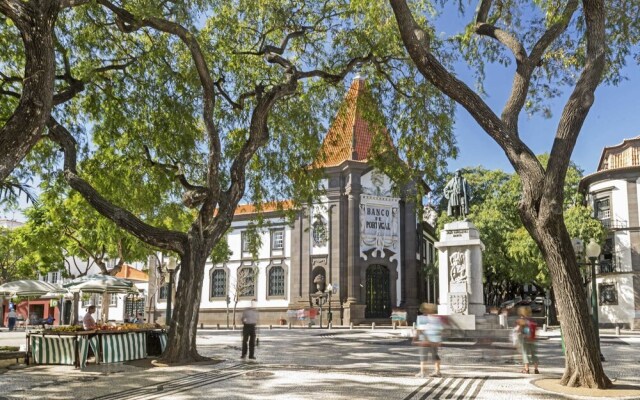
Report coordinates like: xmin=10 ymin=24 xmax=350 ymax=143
xmin=365 ymin=264 xmax=391 ymax=318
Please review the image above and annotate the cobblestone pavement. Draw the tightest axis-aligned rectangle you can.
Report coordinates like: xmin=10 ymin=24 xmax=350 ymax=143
xmin=0 ymin=327 xmax=638 ymax=399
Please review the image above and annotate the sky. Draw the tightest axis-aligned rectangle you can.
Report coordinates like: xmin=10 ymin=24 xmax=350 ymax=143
xmin=436 ymin=6 xmax=640 ymax=176
xmin=446 ymin=63 xmax=640 ymax=176
xmin=3 ymin=3 xmax=638 ymax=221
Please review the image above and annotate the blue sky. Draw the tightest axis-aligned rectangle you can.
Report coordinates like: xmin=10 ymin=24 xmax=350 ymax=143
xmin=436 ymin=5 xmax=639 ymax=175
xmin=446 ymin=63 xmax=639 ymax=175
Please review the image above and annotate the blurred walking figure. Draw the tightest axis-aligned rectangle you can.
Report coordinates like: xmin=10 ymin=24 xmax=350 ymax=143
xmin=241 ymin=300 xmax=259 ymax=360
xmin=413 ymin=302 xmax=444 ymax=378
xmin=7 ymin=308 xmax=17 ymax=331
xmin=516 ymin=306 xmax=539 ymax=374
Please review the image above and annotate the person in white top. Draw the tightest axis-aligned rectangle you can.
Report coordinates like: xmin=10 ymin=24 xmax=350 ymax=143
xmin=83 ymin=305 xmax=97 ymax=330
xmin=7 ymin=309 xmax=17 ymax=331
xmin=241 ymin=300 xmax=259 ymax=360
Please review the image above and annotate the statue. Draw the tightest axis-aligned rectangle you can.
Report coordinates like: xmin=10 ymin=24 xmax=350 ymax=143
xmin=313 ymin=274 xmax=326 ymax=293
xmin=443 ymin=170 xmax=471 ymax=219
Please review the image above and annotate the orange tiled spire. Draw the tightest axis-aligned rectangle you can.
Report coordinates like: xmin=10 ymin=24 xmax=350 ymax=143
xmin=314 ymin=75 xmax=389 ymax=168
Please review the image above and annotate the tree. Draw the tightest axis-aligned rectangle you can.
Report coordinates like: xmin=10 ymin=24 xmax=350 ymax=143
xmin=388 ymin=0 xmax=639 ymax=387
xmin=0 ymin=0 xmax=102 ymax=181
xmin=436 ymin=161 xmax=606 ymax=306
xmin=41 ymin=1 xmax=408 ymax=364
xmin=20 ymin=191 xmax=154 ymax=276
xmin=0 ymin=225 xmax=33 ymax=283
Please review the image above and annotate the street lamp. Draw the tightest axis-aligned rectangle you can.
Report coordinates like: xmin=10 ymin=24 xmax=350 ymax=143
xmin=585 ymin=238 xmax=605 ymax=362
xmin=326 ymin=283 xmax=333 ymax=326
xmin=164 ymin=257 xmax=178 ymax=327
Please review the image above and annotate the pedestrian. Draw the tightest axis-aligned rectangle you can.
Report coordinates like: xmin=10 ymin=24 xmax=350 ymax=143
xmin=83 ymin=305 xmax=97 ymax=330
xmin=7 ymin=308 xmax=17 ymax=331
xmin=134 ymin=312 xmax=144 ymax=324
xmin=516 ymin=306 xmax=539 ymax=374
xmin=241 ymin=300 xmax=259 ymax=360
xmin=413 ymin=302 xmax=444 ymax=378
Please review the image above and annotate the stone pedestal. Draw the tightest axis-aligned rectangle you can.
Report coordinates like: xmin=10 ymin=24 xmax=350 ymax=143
xmin=434 ymin=221 xmax=485 ymax=326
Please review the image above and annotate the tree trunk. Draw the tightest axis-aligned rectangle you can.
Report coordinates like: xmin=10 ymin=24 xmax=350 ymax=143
xmin=160 ymin=231 xmax=212 ymax=363
xmin=523 ymin=207 xmax=611 ymax=388
xmin=0 ymin=1 xmax=59 ymax=181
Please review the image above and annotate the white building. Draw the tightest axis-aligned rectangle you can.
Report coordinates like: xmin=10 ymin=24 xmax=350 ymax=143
xmin=580 ymin=137 xmax=640 ymax=329
xmin=149 ymin=77 xmax=438 ymax=326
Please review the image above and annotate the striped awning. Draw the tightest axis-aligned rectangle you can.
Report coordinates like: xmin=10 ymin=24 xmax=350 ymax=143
xmin=63 ymin=274 xmax=134 ymax=294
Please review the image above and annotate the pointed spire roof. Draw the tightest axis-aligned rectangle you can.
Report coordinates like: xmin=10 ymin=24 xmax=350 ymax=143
xmin=313 ymin=76 xmax=389 ymax=168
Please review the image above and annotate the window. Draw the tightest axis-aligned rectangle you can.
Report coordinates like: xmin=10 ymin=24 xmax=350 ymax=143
xmin=110 ymin=293 xmax=118 ymax=307
xmin=272 ymin=230 xmax=284 ymax=250
xmin=159 ymin=283 xmax=169 ymax=300
xmin=595 ymin=198 xmax=611 ymax=221
xmin=238 ymin=267 xmax=256 ymax=298
xmin=599 ymin=283 xmax=618 ymax=305
xmin=50 ymin=271 xmax=59 ymax=284
xmin=241 ymin=231 xmax=250 ymax=253
xmin=125 ymin=297 xmax=145 ymax=319
xmin=312 ymin=216 xmax=327 ymax=247
xmin=268 ymin=266 xmax=285 ymax=296
xmin=211 ymin=269 xmax=227 ymax=298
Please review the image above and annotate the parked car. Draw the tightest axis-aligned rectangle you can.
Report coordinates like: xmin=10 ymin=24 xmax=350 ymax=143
xmin=499 ymin=299 xmax=543 ymax=314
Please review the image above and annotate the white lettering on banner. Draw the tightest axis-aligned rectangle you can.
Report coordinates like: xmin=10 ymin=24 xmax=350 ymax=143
xmin=363 ymin=206 xmax=393 ymax=235
xmin=359 ymin=200 xmax=400 ymax=261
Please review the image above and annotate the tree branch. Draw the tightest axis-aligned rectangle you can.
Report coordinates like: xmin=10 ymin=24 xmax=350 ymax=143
xmin=529 ymin=0 xmax=580 ymax=63
xmin=544 ymin=0 xmax=606 ymax=212
xmin=46 ymin=116 xmax=188 ymax=254
xmin=97 ymin=0 xmax=221 ymax=209
xmin=142 ymin=145 xmax=210 ymax=208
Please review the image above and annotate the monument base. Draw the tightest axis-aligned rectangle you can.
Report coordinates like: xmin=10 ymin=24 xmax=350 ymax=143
xmin=445 ymin=314 xmax=477 ymax=330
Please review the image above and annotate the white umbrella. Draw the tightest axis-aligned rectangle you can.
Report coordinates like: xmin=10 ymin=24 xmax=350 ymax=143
xmin=0 ymin=280 xmax=61 ymax=326
xmin=0 ymin=280 xmax=60 ymax=297
xmin=63 ymin=275 xmax=135 ymax=323
xmin=63 ymin=274 xmax=134 ymax=294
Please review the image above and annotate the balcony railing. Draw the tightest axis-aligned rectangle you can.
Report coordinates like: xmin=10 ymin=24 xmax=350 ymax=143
xmin=598 ymin=259 xmax=617 ymax=274
xmin=600 ymin=218 xmax=628 ymax=229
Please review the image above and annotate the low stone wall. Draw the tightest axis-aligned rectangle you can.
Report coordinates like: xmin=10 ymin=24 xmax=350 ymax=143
xmin=0 ymin=351 xmax=26 ymax=368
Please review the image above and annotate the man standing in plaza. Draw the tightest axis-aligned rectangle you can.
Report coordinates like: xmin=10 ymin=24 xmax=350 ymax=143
xmin=241 ymin=300 xmax=259 ymax=360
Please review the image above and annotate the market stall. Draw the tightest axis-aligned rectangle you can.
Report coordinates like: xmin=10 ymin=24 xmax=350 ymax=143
xmin=27 ymin=324 xmax=167 ymax=369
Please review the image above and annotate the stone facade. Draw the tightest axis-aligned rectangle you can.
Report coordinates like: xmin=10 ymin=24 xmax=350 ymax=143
xmin=580 ymin=137 xmax=640 ymax=329
xmin=149 ymin=77 xmax=437 ymax=326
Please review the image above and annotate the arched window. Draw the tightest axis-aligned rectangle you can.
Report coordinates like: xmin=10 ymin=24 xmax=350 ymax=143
xmin=268 ymin=266 xmax=285 ymax=297
xmin=211 ymin=269 xmax=227 ymax=298
xmin=312 ymin=215 xmax=327 ymax=247
xmin=238 ymin=267 xmax=256 ymax=298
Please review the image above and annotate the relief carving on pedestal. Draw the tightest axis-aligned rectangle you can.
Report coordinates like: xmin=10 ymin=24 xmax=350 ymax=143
xmin=449 ymin=251 xmax=467 ymax=283
xmin=449 ymin=293 xmax=468 ymax=314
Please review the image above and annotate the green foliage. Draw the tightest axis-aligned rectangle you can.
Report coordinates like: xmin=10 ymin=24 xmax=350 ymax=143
xmin=0 ymin=225 xmax=38 ymax=282
xmin=449 ymin=0 xmax=640 ymax=116
xmin=436 ymin=158 xmax=604 ymax=288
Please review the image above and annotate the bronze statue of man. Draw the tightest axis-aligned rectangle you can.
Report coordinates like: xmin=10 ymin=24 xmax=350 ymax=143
xmin=443 ymin=170 xmax=471 ymax=218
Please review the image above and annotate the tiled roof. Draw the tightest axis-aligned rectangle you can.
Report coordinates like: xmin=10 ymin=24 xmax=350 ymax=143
xmin=313 ymin=77 xmax=390 ymax=168
xmin=115 ymin=264 xmax=149 ymax=282
xmin=234 ymin=200 xmax=294 ymax=215
xmin=597 ymin=136 xmax=640 ymax=171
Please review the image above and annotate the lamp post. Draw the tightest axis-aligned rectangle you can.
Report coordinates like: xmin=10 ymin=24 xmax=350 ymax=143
xmin=165 ymin=257 xmax=177 ymax=327
xmin=326 ymin=283 xmax=333 ymax=325
xmin=585 ymin=238 xmax=604 ymax=362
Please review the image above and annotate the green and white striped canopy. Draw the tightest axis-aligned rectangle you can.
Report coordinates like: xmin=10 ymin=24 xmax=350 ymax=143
xmin=0 ymin=280 xmax=61 ymax=297
xmin=63 ymin=274 xmax=134 ymax=294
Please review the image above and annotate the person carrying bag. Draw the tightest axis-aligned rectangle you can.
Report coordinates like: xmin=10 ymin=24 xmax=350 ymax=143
xmin=413 ymin=303 xmax=443 ymax=378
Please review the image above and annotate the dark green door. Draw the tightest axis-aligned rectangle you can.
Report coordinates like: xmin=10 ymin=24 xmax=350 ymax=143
xmin=365 ymin=264 xmax=391 ymax=318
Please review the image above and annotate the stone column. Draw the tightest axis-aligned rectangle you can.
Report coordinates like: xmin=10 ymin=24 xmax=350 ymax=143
xmin=434 ymin=221 xmax=485 ymax=330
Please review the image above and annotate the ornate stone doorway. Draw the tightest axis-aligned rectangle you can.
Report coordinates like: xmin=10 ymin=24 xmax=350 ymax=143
xmin=365 ymin=264 xmax=391 ymax=318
